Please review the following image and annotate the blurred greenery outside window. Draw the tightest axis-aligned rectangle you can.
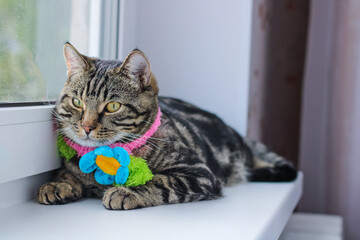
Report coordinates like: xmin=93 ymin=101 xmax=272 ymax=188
xmin=0 ymin=0 xmax=99 ymax=103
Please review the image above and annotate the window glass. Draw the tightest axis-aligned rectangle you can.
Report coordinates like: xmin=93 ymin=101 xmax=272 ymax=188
xmin=0 ymin=0 xmax=99 ymax=103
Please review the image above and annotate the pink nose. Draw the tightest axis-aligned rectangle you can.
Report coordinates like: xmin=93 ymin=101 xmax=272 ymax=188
xmin=82 ymin=125 xmax=96 ymax=135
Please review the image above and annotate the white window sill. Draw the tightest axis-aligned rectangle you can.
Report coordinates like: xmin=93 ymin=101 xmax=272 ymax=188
xmin=0 ymin=173 xmax=303 ymax=240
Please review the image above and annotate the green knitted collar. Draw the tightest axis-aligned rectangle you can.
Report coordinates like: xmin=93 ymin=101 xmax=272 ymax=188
xmin=57 ymin=135 xmax=77 ymax=162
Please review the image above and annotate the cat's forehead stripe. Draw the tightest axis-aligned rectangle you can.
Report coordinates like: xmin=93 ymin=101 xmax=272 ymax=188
xmin=94 ymin=76 xmax=108 ymax=98
xmin=85 ymin=65 xmax=115 ymax=99
xmin=103 ymin=88 xmax=109 ymax=100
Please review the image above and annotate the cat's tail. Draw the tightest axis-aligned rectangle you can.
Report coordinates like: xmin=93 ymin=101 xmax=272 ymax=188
xmin=244 ymin=138 xmax=298 ymax=182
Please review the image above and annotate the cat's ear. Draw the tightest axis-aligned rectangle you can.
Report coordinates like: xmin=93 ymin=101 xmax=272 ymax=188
xmin=63 ymin=42 xmax=89 ymax=78
xmin=121 ymin=50 xmax=152 ymax=88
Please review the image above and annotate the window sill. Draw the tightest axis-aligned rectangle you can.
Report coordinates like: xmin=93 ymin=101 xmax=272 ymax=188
xmin=0 ymin=173 xmax=303 ymax=240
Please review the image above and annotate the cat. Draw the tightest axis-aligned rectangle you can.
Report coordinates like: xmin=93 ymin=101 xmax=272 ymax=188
xmin=37 ymin=43 xmax=297 ymax=210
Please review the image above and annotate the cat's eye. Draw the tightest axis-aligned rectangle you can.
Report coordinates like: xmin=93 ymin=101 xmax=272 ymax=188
xmin=72 ymin=98 xmax=83 ymax=108
xmin=106 ymin=102 xmax=121 ymax=113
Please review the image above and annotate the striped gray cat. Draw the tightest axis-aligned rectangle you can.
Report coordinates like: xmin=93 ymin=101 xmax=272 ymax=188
xmin=37 ymin=43 xmax=297 ymax=210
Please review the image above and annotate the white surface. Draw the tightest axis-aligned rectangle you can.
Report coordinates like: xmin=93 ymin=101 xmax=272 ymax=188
xmin=0 ymin=173 xmax=302 ymax=240
xmin=0 ymin=105 xmax=53 ymax=125
xmin=119 ymin=0 xmax=252 ymax=136
xmin=0 ymin=171 xmax=54 ymax=209
xmin=280 ymin=213 xmax=343 ymax=240
xmin=0 ymin=106 xmax=60 ymax=184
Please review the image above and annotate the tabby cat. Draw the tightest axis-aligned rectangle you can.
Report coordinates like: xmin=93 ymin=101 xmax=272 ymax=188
xmin=37 ymin=43 xmax=297 ymax=210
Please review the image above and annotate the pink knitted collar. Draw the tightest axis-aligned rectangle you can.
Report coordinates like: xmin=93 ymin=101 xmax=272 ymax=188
xmin=64 ymin=107 xmax=162 ymax=156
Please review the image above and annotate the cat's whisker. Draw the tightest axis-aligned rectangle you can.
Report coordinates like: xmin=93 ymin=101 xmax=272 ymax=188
xmin=48 ymin=108 xmax=67 ymax=123
xmin=128 ymin=135 xmax=161 ymax=149
xmin=42 ymin=94 xmax=62 ymax=120
xmin=41 ymin=94 xmax=67 ymax=124
xmin=139 ymin=143 xmax=158 ymax=153
xmin=122 ymin=134 xmax=159 ymax=150
xmin=138 ymin=120 xmax=154 ymax=126
xmin=127 ymin=133 xmax=173 ymax=144
xmin=144 ymin=141 xmax=164 ymax=153
xmin=118 ymin=137 xmax=131 ymax=144
xmin=124 ymin=133 xmax=165 ymax=153
xmin=147 ymin=136 xmax=172 ymax=143
xmin=129 ymin=132 xmax=172 ymax=142
xmin=120 ymin=135 xmax=158 ymax=153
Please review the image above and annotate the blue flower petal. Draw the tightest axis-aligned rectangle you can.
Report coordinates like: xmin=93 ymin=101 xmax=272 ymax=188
xmin=113 ymin=147 xmax=130 ymax=167
xmin=79 ymin=151 xmax=97 ymax=173
xmin=94 ymin=146 xmax=113 ymax=157
xmin=115 ymin=166 xmax=129 ymax=185
xmin=94 ymin=168 xmax=115 ymax=185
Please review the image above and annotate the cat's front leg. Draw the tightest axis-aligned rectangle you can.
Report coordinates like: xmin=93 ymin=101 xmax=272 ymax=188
xmin=38 ymin=169 xmax=84 ymax=205
xmin=102 ymin=172 xmax=222 ymax=210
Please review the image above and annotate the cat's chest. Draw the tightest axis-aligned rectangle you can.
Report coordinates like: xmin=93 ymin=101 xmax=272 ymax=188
xmin=64 ymin=159 xmax=103 ymax=188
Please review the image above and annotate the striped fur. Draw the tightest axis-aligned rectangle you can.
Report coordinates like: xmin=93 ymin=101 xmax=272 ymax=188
xmin=37 ymin=43 xmax=297 ymax=209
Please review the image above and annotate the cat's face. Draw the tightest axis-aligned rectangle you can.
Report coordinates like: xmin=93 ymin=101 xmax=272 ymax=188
xmin=55 ymin=43 xmax=159 ymax=147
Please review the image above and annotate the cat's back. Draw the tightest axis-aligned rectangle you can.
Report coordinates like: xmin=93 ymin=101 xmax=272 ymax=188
xmin=158 ymin=96 xmax=241 ymax=143
xmin=160 ymin=97 xmax=222 ymax=133
xmin=158 ymin=97 xmax=250 ymax=185
xmin=159 ymin=97 xmax=227 ymax=135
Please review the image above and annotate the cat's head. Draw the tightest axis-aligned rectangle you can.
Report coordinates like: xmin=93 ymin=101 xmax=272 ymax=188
xmin=56 ymin=43 xmax=159 ymax=147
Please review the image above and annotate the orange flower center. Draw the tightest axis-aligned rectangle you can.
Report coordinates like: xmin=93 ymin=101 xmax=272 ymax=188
xmin=95 ymin=155 xmax=121 ymax=175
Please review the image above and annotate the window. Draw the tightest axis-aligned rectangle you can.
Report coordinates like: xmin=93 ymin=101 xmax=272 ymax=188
xmin=0 ymin=0 xmax=103 ymax=103
xmin=0 ymin=0 xmax=120 ymax=206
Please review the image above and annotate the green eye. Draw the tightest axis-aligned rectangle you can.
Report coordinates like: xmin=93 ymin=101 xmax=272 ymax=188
xmin=106 ymin=102 xmax=121 ymax=113
xmin=73 ymin=98 xmax=83 ymax=108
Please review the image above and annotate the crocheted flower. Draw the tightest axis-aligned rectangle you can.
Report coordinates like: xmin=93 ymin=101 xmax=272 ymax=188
xmin=79 ymin=146 xmax=130 ymax=185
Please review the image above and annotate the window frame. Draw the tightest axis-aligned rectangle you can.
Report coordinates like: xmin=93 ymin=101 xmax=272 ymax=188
xmin=0 ymin=0 xmax=121 ymax=188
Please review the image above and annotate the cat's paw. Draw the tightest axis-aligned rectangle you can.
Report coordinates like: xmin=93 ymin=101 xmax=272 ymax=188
xmin=102 ymin=187 xmax=145 ymax=210
xmin=37 ymin=182 xmax=78 ymax=205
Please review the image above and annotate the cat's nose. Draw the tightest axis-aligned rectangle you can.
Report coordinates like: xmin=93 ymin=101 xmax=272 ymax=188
xmin=82 ymin=125 xmax=96 ymax=135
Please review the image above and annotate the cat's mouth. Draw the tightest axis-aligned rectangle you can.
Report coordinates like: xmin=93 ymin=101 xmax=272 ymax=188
xmin=61 ymin=127 xmax=119 ymax=147
xmin=75 ymin=137 xmax=111 ymax=147
xmin=75 ymin=134 xmax=124 ymax=147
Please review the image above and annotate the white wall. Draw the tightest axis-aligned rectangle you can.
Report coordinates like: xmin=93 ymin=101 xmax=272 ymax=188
xmin=119 ymin=0 xmax=252 ymax=136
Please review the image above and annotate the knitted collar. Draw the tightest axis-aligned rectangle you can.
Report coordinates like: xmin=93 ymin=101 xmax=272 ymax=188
xmin=63 ymin=107 xmax=162 ymax=156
